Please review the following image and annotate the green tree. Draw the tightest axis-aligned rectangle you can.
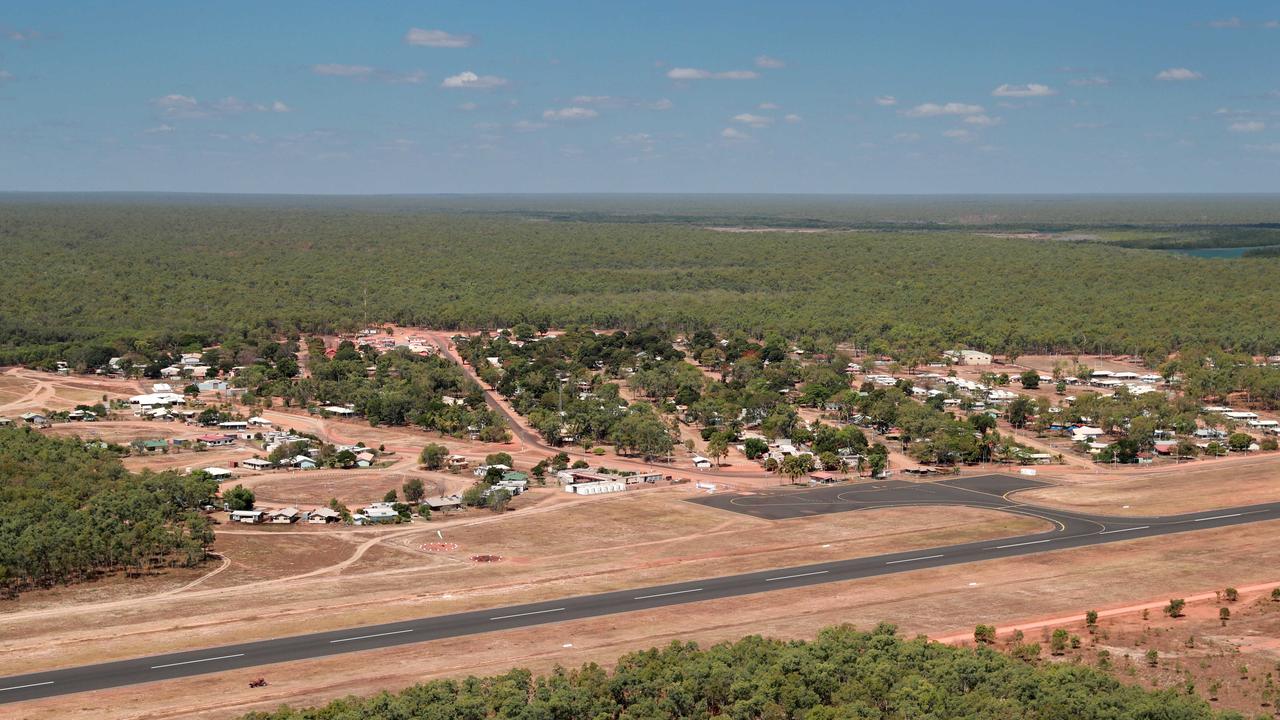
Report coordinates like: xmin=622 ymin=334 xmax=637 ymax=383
xmin=743 ymin=437 xmax=769 ymax=460
xmin=419 ymin=443 xmax=448 ymax=470
xmin=402 ymin=478 xmax=425 ymax=503
xmin=224 ymin=484 xmax=255 ymax=511
xmin=1020 ymin=370 xmax=1040 ymax=389
xmin=1164 ymin=598 xmax=1186 ymax=618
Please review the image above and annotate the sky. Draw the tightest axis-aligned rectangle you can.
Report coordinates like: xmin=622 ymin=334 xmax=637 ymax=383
xmin=1 ymin=1 xmax=1279 ymax=194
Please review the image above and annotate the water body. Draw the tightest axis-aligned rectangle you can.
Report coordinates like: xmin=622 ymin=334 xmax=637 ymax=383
xmin=1168 ymin=245 xmax=1274 ymax=259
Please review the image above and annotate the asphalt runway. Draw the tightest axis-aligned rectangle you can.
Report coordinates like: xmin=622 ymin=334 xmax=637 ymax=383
xmin=4 ymin=474 xmax=1279 ymax=704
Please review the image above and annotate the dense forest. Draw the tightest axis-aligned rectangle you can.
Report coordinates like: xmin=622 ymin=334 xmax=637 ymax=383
xmin=4 ymin=197 xmax=1280 ymax=366
xmin=242 ymin=623 xmax=1232 ymax=720
xmin=0 ymin=427 xmax=218 ymax=595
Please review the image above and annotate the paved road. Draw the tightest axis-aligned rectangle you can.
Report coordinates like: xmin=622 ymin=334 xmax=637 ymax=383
xmin=4 ymin=474 xmax=1278 ymax=704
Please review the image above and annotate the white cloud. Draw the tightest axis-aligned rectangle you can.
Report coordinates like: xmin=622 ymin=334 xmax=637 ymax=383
xmin=571 ymin=95 xmax=613 ymax=105
xmin=874 ymin=95 xmax=898 ymax=106
xmin=1156 ymin=67 xmax=1202 ymax=81
xmin=943 ymin=128 xmax=975 ymax=141
xmin=1229 ymin=120 xmax=1266 ymax=133
xmin=312 ymin=64 xmax=425 ymax=84
xmin=0 ymin=69 xmax=12 ymax=84
xmin=615 ymin=133 xmax=656 ymax=153
xmin=892 ymin=132 xmax=920 ymax=143
xmin=1265 ymin=20 xmax=1280 ymax=29
xmin=441 ymin=71 xmax=508 ymax=89
xmin=784 ymin=113 xmax=802 ymax=124
xmin=754 ymin=55 xmax=785 ymax=68
xmin=144 ymin=123 xmax=174 ymax=134
xmin=758 ymin=102 xmax=780 ymax=110
xmin=151 ymin=94 xmax=291 ymax=119
xmin=4 ymin=28 xmax=44 ymax=43
xmin=404 ymin=28 xmax=475 ymax=48
xmin=512 ymin=120 xmax=547 ymax=132
xmin=964 ymin=114 xmax=1002 ymax=127
xmin=904 ymin=102 xmax=984 ymax=117
xmin=1072 ymin=122 xmax=1108 ymax=129
xmin=720 ymin=127 xmax=750 ymax=140
xmin=992 ymin=83 xmax=1056 ymax=97
xmin=1208 ymin=17 xmax=1243 ymax=28
xmin=313 ymin=63 xmax=375 ymax=78
xmin=1069 ymin=76 xmax=1110 ymax=87
xmin=1246 ymin=143 xmax=1280 ymax=152
xmin=667 ymin=67 xmax=758 ymax=80
xmin=457 ymin=102 xmax=478 ymax=111
xmin=732 ymin=112 xmax=773 ymax=128
xmin=542 ymin=106 xmax=599 ymax=121
xmin=649 ymin=98 xmax=674 ymax=110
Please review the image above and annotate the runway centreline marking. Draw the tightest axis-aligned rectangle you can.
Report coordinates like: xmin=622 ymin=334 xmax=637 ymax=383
xmin=885 ymin=554 xmax=944 ymax=565
xmin=490 ymin=608 xmax=566 ymax=621
xmin=765 ymin=570 xmax=828 ymax=582
xmin=634 ymin=588 xmax=703 ymax=600
xmin=0 ymin=681 xmax=54 ymax=693
xmin=1099 ymin=526 xmax=1149 ymax=534
xmin=330 ymin=629 xmax=414 ymax=644
xmin=995 ymin=538 xmax=1054 ymax=549
xmin=150 ymin=654 xmax=245 ymax=670
xmin=1194 ymin=513 xmax=1242 ymax=522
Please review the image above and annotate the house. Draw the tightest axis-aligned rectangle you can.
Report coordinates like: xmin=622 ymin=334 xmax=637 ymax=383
xmin=1070 ymin=426 xmax=1105 ymax=443
xmin=287 ymin=455 xmax=318 ymax=470
xmin=152 ymin=383 xmax=174 ymax=393
xmin=197 ymin=380 xmax=228 ymax=392
xmin=691 ymin=455 xmax=713 ymax=469
xmin=129 ymin=392 xmax=186 ymax=407
xmin=218 ymin=420 xmax=249 ymax=431
xmin=564 ymin=480 xmax=626 ymax=495
xmin=307 ymin=507 xmax=342 ymax=524
xmin=1223 ymin=411 xmax=1259 ymax=421
xmin=473 ymin=463 xmax=511 ymax=477
xmin=355 ymin=451 xmax=377 ymax=467
xmin=945 ymin=349 xmax=994 ymax=366
xmin=493 ymin=478 xmax=529 ymax=496
xmin=623 ymin=471 xmax=663 ymax=484
xmin=246 ymin=416 xmax=272 ymax=427
xmin=202 ymin=467 xmax=233 ymax=480
xmin=268 ymin=507 xmax=301 ymax=524
xmin=422 ymin=494 xmax=463 ymax=512
xmin=241 ymin=458 xmax=274 ymax=471
xmin=358 ymin=502 xmax=400 ymax=524
xmin=20 ymin=412 xmax=49 ymax=425
xmin=132 ymin=439 xmax=168 ymax=453
xmin=446 ymin=454 xmax=470 ymax=469
xmin=808 ymin=472 xmax=841 ymax=485
xmin=230 ymin=510 xmax=264 ymax=524
xmin=0 ymin=417 xmax=10 ymax=426
xmin=323 ymin=405 xmax=356 ymax=416
xmin=196 ymin=434 xmax=235 ymax=447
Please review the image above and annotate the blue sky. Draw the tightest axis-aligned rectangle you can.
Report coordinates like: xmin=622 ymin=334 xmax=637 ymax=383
xmin=2 ymin=1 xmax=1279 ymax=193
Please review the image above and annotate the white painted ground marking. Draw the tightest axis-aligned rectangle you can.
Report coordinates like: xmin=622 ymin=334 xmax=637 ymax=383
xmin=765 ymin=570 xmax=829 ymax=582
xmin=885 ymin=554 xmax=944 ymax=565
xmin=1194 ymin=513 xmax=1242 ymax=522
xmin=995 ymin=538 xmax=1054 ymax=549
xmin=1099 ymin=526 xmax=1149 ymax=535
xmin=150 ymin=653 xmax=245 ymax=670
xmin=0 ymin=681 xmax=54 ymax=692
xmin=635 ymin=588 xmax=703 ymax=600
xmin=490 ymin=608 xmax=566 ymax=621
xmin=330 ymin=629 xmax=414 ymax=644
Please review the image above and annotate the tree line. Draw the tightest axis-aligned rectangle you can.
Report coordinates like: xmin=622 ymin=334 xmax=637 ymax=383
xmin=241 ymin=623 xmax=1228 ymax=720
xmin=0 ymin=427 xmax=218 ymax=596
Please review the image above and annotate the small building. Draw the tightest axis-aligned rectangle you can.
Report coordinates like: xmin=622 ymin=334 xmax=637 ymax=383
xmin=241 ymin=458 xmax=274 ymax=471
xmin=945 ymin=349 xmax=994 ymax=366
xmin=196 ymin=434 xmax=235 ymax=447
xmin=691 ymin=455 xmax=712 ymax=469
xmin=247 ymin=416 xmax=272 ymax=427
xmin=132 ymin=439 xmax=169 ymax=453
xmin=423 ymin=494 xmax=464 ymax=512
xmin=287 ymin=455 xmax=318 ymax=470
xmin=359 ymin=502 xmax=400 ymax=524
xmin=268 ymin=507 xmax=301 ymax=524
xmin=202 ymin=467 xmax=233 ymax=480
xmin=323 ymin=405 xmax=356 ymax=416
xmin=307 ymin=507 xmax=342 ymax=524
xmin=564 ymin=480 xmax=626 ymax=495
xmin=355 ymin=451 xmax=376 ymax=467
xmin=623 ymin=471 xmax=663 ymax=484
xmin=230 ymin=510 xmax=264 ymax=524
xmin=218 ymin=421 xmax=249 ymax=431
